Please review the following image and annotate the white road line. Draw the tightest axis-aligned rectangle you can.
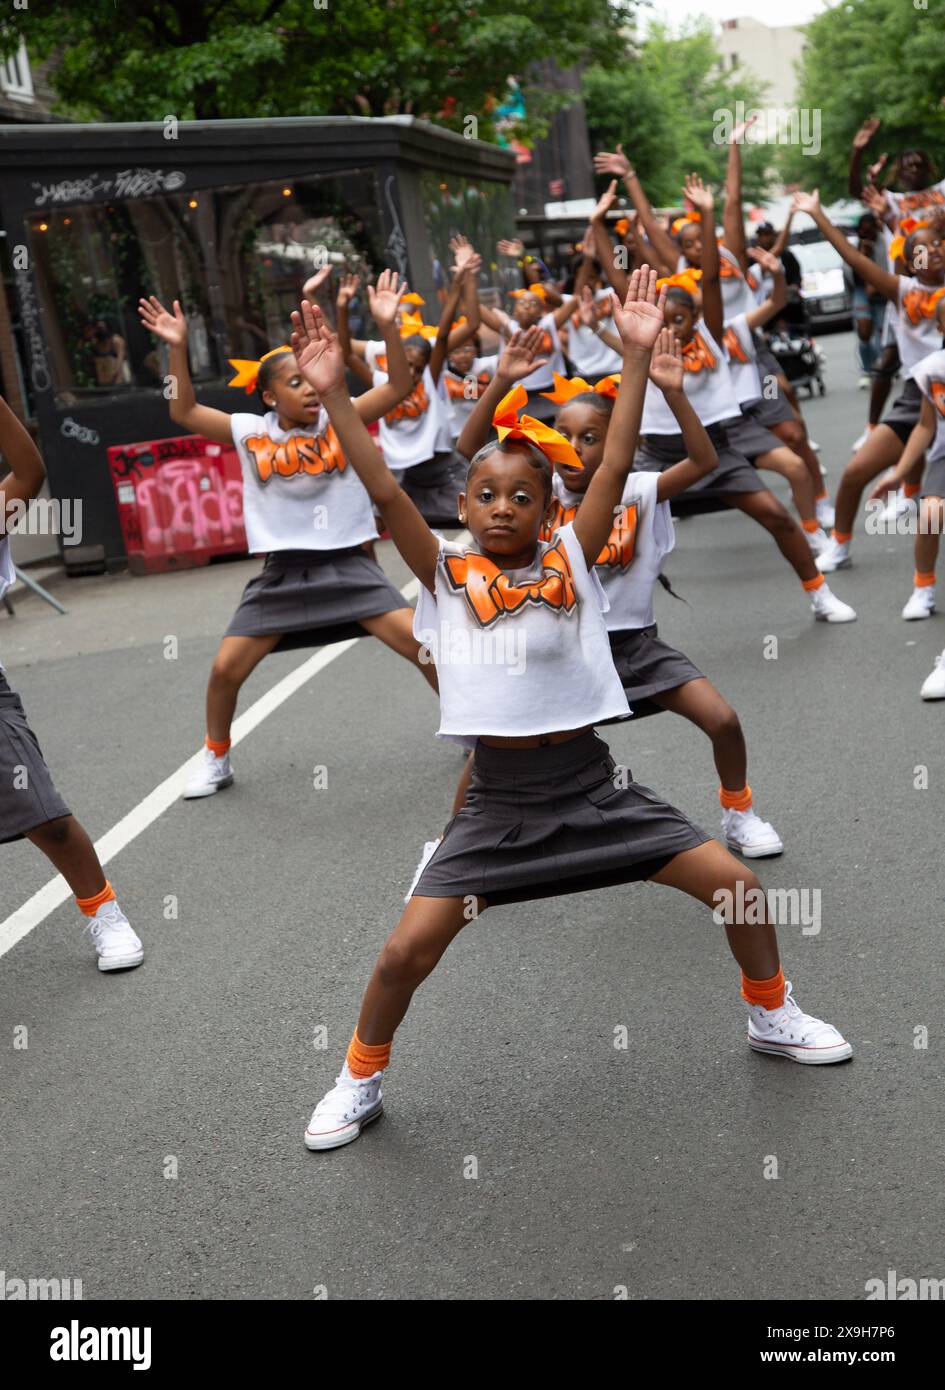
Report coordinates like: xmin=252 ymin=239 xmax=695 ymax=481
xmin=0 ymin=568 xmax=431 ymax=961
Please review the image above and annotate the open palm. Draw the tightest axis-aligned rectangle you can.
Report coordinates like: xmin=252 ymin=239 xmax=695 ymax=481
xmin=648 ymin=329 xmax=684 ymax=392
xmin=498 ymin=326 xmax=548 ymax=382
xmin=367 ymin=269 xmax=406 ymax=329
xmin=290 ymin=302 xmax=346 ymax=395
xmin=611 ymin=267 xmax=665 ymax=353
xmin=138 ymin=295 xmax=186 ymax=346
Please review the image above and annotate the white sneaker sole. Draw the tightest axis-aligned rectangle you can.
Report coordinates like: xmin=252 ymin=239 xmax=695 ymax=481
xmin=920 ymin=686 xmax=945 ymax=701
xmin=304 ymin=1101 xmax=383 ymax=1151
xmin=183 ymin=774 xmax=234 ymax=800
xmin=902 ymin=606 xmax=934 ymax=621
xmin=815 ymin=555 xmax=852 ymax=574
xmin=97 ymin=950 xmax=145 ymax=972
xmin=749 ymin=1036 xmax=853 ymax=1065
xmin=725 ymin=836 xmax=784 ymax=859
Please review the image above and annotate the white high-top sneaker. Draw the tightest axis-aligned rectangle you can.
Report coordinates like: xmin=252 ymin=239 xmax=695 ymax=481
xmin=815 ymin=496 xmax=836 ymax=531
xmin=305 ymin=1065 xmax=384 ymax=1151
xmin=902 ymin=586 xmax=935 ymax=620
xmin=721 ymin=807 xmax=784 ymax=858
xmin=747 ymin=981 xmax=852 ymax=1064
xmin=86 ymin=900 xmax=144 ymax=972
xmin=183 ymin=747 xmax=233 ymax=799
xmin=810 ymin=583 xmax=857 ymax=623
xmin=815 ymin=536 xmax=852 ymax=573
xmin=920 ymin=650 xmax=945 ymax=700
xmin=804 ymin=525 xmax=832 ymax=557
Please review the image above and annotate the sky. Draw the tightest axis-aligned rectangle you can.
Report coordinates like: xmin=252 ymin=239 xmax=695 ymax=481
xmin=641 ymin=0 xmax=834 ymax=30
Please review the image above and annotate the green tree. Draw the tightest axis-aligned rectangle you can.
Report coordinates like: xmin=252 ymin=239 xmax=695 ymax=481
xmin=583 ymin=21 xmax=770 ymax=207
xmin=4 ymin=0 xmax=635 ymax=144
xmin=780 ymin=0 xmax=945 ymax=197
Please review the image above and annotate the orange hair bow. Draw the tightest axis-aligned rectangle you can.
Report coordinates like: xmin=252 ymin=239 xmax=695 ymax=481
xmin=227 ymin=345 xmax=292 ymax=394
xmin=656 ymin=269 xmax=703 ymax=295
xmin=614 ymin=218 xmax=630 ymax=237
xmin=401 ymin=292 xmax=426 ymax=306
xmin=889 ymin=236 xmax=906 ymax=263
xmin=493 ymin=384 xmax=583 ymax=470
xmin=540 ymin=371 xmax=620 ymax=404
xmin=900 ymin=218 xmax=929 ymax=237
xmin=672 ymin=213 xmax=700 ymax=234
xmin=400 ymin=312 xmax=437 ymax=342
xmin=510 ymin=284 xmax=548 ymax=302
xmin=451 ymin=315 xmax=467 ymax=331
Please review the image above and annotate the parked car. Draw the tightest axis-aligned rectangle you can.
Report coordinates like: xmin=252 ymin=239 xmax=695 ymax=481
xmin=789 ymin=240 xmax=853 ymax=332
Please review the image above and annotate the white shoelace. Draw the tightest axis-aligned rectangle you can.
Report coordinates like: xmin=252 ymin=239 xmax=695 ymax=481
xmin=757 ymin=991 xmax=835 ymax=1044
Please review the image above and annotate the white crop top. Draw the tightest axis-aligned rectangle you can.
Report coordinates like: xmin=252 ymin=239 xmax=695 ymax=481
xmin=412 ymin=521 xmax=631 ymax=743
xmin=642 ymin=320 xmax=740 ymax=434
xmin=371 ymin=363 xmax=452 ymax=469
xmin=546 ymin=470 xmax=674 ymax=632
xmin=441 ymin=355 xmax=499 ymax=438
xmin=895 ymin=277 xmax=945 ymax=379
xmin=722 ymin=312 xmax=763 ymax=407
xmin=230 ymin=409 xmax=379 ymax=554
xmin=911 ymin=348 xmax=945 ymax=464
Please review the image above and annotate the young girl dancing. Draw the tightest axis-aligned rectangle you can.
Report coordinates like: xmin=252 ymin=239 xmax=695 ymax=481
xmin=0 ymin=396 xmax=143 ymax=970
xmin=788 ymin=192 xmax=945 ymax=575
xmin=138 ymin=271 xmax=437 ymax=800
xmin=477 ymin=284 xmax=574 ymax=420
xmin=290 ymin=271 xmax=851 ymax=1152
xmin=629 ymin=178 xmax=856 ymax=623
xmin=537 ymin=361 xmax=785 ymax=857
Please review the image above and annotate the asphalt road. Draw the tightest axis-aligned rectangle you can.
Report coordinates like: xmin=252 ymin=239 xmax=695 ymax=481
xmin=2 ymin=330 xmax=943 ymax=1301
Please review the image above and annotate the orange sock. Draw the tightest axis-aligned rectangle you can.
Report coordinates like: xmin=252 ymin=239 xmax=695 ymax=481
xmin=206 ymin=735 xmax=231 ymax=757
xmin=915 ymin=570 xmax=936 ymax=588
xmin=719 ymin=784 xmax=752 ymax=811
xmin=801 ymin=573 xmax=824 ymax=593
xmin=904 ymin=482 xmax=921 ymax=498
xmin=831 ymin=530 xmax=852 ymax=544
xmin=347 ymin=1031 xmax=392 ymax=1078
xmin=76 ymin=881 xmax=116 ymax=916
xmin=741 ymin=967 xmax=786 ymax=1010
xmin=801 ymin=518 xmax=820 ymax=534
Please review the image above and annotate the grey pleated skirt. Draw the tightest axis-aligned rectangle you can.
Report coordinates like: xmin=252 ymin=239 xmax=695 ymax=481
xmin=0 ymin=671 xmax=71 ymax=843
xmin=412 ymin=729 xmax=710 ymax=905
xmin=883 ymin=379 xmax=923 ymax=444
xmin=607 ymin=625 xmax=704 ymax=719
xmin=224 ymin=546 xmax=408 ymax=651
xmin=400 ymin=451 xmax=467 ymax=526
xmin=753 ymin=345 xmax=797 ymax=427
xmin=723 ymin=411 xmax=783 ymax=462
xmin=634 ymin=423 xmax=766 ymax=514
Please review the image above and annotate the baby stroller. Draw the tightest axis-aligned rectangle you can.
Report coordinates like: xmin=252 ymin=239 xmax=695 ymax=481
xmin=764 ymin=298 xmax=826 ymax=399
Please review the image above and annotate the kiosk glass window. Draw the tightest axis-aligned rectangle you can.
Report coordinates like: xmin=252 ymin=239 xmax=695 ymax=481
xmin=419 ymin=172 xmax=516 ymax=299
xmin=25 ymin=169 xmax=385 ymax=405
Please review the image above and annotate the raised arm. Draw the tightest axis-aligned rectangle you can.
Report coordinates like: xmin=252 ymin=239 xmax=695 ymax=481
xmin=429 ymin=272 xmax=466 ymax=384
xmin=454 ymin=326 xmax=550 ymax=462
xmin=684 ymin=174 xmax=723 ymax=342
xmin=744 ymin=247 xmax=787 ymax=329
xmin=447 ymin=237 xmax=483 ymax=349
xmin=335 ymin=274 xmax=373 ymax=387
xmin=0 ymin=395 xmax=45 ymax=515
xmin=645 ymin=332 xmax=719 ymax=501
xmin=589 ymin=182 xmax=630 ymax=299
xmin=572 ymin=266 xmax=665 ymax=565
xmin=791 ymin=191 xmax=900 ymax=301
xmin=723 ymin=116 xmax=756 ymax=272
xmin=575 ymin=287 xmax=623 ymax=354
xmin=848 ymin=118 xmax=882 ymax=199
xmin=291 ymin=300 xmax=440 ymax=593
xmin=594 ymin=145 xmax=680 ymax=274
xmin=138 ymin=296 xmax=233 ymax=444
xmin=350 ymin=271 xmax=418 ymax=423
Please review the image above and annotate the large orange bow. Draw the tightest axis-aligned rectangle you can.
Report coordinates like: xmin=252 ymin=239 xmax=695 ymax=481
xmin=400 ymin=312 xmax=437 ymax=342
xmin=510 ymin=284 xmax=548 ymax=302
xmin=614 ymin=218 xmax=630 ymax=236
xmin=656 ymin=269 xmax=703 ymax=295
xmin=672 ymin=213 xmax=700 ymax=234
xmin=540 ymin=371 xmax=620 ymax=404
xmin=227 ymin=345 xmax=292 ymax=394
xmin=493 ymin=385 xmax=583 ymax=470
xmin=401 ymin=291 xmax=426 ymax=307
